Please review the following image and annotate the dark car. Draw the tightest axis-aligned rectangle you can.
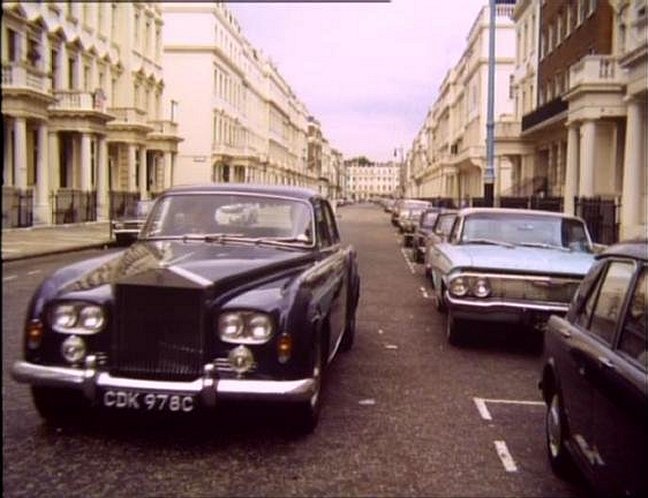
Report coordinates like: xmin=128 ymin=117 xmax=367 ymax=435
xmin=400 ymin=207 xmax=429 ymax=247
xmin=410 ymin=208 xmax=444 ymax=262
xmin=539 ymin=239 xmax=647 ymax=497
xmin=12 ymin=184 xmax=361 ymax=433
xmin=111 ymin=199 xmax=153 ymax=246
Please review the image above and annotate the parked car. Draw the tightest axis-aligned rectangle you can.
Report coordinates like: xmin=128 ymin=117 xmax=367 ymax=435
xmin=410 ymin=208 xmax=444 ymax=262
xmin=400 ymin=207 xmax=430 ymax=247
xmin=423 ymin=210 xmax=458 ymax=271
xmin=394 ymin=199 xmax=433 ymax=232
xmin=12 ymin=184 xmax=361 ymax=433
xmin=427 ymin=208 xmax=596 ymax=347
xmin=111 ymin=199 xmax=153 ymax=246
xmin=539 ymin=239 xmax=647 ymax=497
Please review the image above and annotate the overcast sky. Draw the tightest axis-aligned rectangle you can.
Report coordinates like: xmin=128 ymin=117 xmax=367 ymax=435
xmin=228 ymin=0 xmax=488 ymax=163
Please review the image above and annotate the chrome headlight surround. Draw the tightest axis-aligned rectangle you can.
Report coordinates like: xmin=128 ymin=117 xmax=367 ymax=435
xmin=217 ymin=311 xmax=274 ymax=344
xmin=471 ymin=277 xmax=491 ymax=298
xmin=449 ymin=276 xmax=469 ymax=297
xmin=49 ymin=302 xmax=106 ymax=335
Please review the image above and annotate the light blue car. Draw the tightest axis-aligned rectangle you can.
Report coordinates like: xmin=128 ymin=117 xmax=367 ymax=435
xmin=427 ymin=208 xmax=598 ymax=348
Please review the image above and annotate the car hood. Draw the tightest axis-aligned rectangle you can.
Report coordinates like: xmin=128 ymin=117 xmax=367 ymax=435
xmin=441 ymin=244 xmax=595 ymax=276
xmin=63 ymin=240 xmax=315 ymax=294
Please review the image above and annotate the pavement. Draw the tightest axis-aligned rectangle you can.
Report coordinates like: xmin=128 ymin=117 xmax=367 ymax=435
xmin=2 ymin=222 xmax=116 ymax=262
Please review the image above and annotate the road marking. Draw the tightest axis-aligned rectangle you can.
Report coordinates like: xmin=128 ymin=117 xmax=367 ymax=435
xmin=473 ymin=397 xmax=544 ymax=421
xmin=400 ymin=248 xmax=416 ymax=274
xmin=474 ymin=397 xmax=493 ymax=420
xmin=494 ymin=440 xmax=519 ymax=472
xmin=419 ymin=286 xmax=430 ymax=299
xmin=28 ymin=270 xmax=41 ymax=275
xmin=3 ymin=275 xmax=18 ymax=282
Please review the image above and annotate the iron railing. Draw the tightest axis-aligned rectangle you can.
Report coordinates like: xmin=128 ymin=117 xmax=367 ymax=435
xmin=2 ymin=187 xmax=33 ymax=228
xmin=109 ymin=191 xmax=141 ymax=219
xmin=575 ymin=196 xmax=620 ymax=245
xmin=51 ymin=190 xmax=97 ymax=224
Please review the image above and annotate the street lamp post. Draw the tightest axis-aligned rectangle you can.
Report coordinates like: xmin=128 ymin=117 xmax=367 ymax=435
xmin=485 ymin=0 xmax=496 ymax=207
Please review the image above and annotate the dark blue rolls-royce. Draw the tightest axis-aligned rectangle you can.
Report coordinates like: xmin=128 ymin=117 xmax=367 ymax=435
xmin=12 ymin=184 xmax=361 ymax=433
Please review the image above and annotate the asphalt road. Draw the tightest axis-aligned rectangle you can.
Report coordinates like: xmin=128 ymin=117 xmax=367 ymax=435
xmin=2 ymin=204 xmax=588 ymax=497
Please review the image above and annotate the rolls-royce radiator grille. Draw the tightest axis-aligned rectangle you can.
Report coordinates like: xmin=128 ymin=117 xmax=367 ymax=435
xmin=111 ymin=286 xmax=205 ymax=381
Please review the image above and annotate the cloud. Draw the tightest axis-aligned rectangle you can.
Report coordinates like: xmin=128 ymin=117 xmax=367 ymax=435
xmin=229 ymin=0 xmax=486 ymax=162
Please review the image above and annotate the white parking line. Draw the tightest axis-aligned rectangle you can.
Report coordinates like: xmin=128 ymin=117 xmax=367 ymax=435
xmin=3 ymin=275 xmax=18 ymax=282
xmin=494 ymin=440 xmax=519 ymax=472
xmin=27 ymin=270 xmax=41 ymax=275
xmin=400 ymin=248 xmax=416 ymax=274
xmin=474 ymin=397 xmax=493 ymax=420
xmin=473 ymin=397 xmax=544 ymax=421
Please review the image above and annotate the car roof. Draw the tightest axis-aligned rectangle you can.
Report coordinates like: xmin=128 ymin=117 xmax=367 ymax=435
xmin=162 ymin=183 xmax=320 ymax=201
xmin=598 ymin=238 xmax=648 ymax=262
xmin=459 ymin=207 xmax=582 ymax=221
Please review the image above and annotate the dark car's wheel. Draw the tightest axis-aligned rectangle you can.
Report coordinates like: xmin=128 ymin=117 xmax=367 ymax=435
xmin=32 ymin=387 xmax=89 ymax=423
xmin=294 ymin=336 xmax=324 ymax=434
xmin=414 ymin=246 xmax=424 ymax=264
xmin=446 ymin=311 xmax=465 ymax=346
xmin=546 ymin=390 xmax=574 ymax=478
xmin=340 ymin=310 xmax=356 ymax=352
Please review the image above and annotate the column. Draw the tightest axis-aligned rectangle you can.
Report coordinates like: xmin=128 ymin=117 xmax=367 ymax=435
xmin=4 ymin=118 xmax=13 ymax=185
xmin=96 ymin=135 xmax=108 ymax=221
xmin=163 ymin=151 xmax=172 ymax=189
xmin=34 ymin=123 xmax=50 ymax=225
xmin=80 ymin=133 xmax=92 ymax=191
xmin=139 ymin=146 xmax=147 ymax=199
xmin=128 ymin=143 xmax=137 ymax=191
xmin=564 ymin=123 xmax=579 ymax=215
xmin=621 ymin=99 xmax=643 ymax=239
xmin=13 ymin=117 xmax=27 ymax=189
xmin=579 ymin=120 xmax=596 ymax=198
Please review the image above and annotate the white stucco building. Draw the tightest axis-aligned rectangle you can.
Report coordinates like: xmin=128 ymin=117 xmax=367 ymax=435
xmin=2 ymin=1 xmax=182 ymax=227
xmin=161 ymin=2 xmax=339 ymax=190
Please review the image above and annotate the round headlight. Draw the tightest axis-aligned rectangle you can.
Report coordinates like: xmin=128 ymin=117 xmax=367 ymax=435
xmin=472 ymin=278 xmax=491 ymax=298
xmin=449 ymin=277 xmax=468 ymax=297
xmin=61 ymin=335 xmax=87 ymax=364
xmin=52 ymin=304 xmax=78 ymax=329
xmin=79 ymin=305 xmax=105 ymax=331
xmin=249 ymin=314 xmax=273 ymax=340
xmin=219 ymin=313 xmax=244 ymax=339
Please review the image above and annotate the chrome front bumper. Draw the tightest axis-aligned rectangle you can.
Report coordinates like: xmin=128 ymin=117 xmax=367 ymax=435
xmin=445 ymin=294 xmax=568 ymax=322
xmin=12 ymin=357 xmax=316 ymax=406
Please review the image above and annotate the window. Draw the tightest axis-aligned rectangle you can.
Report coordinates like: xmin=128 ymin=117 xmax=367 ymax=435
xmin=134 ymin=10 xmax=140 ymax=45
xmin=619 ymin=267 xmax=647 ymax=368
xmin=580 ymin=261 xmax=635 ymax=344
xmin=7 ymin=28 xmax=18 ymax=62
xmin=83 ymin=64 xmax=90 ymax=91
xmin=68 ymin=56 xmax=76 ymax=89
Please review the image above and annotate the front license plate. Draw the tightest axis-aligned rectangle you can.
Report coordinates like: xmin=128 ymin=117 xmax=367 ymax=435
xmin=102 ymin=390 xmax=195 ymax=413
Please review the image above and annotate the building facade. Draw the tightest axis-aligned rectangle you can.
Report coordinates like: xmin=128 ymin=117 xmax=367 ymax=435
xmin=346 ymin=160 xmax=401 ymax=201
xmin=2 ymin=1 xmax=182 ymax=228
xmin=403 ymin=2 xmax=521 ymax=204
xmin=161 ymin=2 xmax=339 ymax=192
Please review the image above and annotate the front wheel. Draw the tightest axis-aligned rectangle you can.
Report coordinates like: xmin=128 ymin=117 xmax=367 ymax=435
xmin=546 ymin=391 xmax=574 ymax=478
xmin=446 ymin=311 xmax=466 ymax=346
xmin=293 ymin=337 xmax=324 ymax=434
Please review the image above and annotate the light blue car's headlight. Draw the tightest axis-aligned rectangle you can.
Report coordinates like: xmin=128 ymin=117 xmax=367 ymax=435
xmin=49 ymin=302 xmax=106 ymax=334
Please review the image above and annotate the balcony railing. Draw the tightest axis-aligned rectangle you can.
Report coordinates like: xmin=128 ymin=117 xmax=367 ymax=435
xmin=521 ymin=97 xmax=568 ymax=131
xmin=50 ymin=90 xmax=107 ymax=112
xmin=109 ymin=107 xmax=150 ymax=127
xmin=148 ymin=119 xmax=178 ymax=136
xmin=1 ymin=63 xmax=51 ymax=94
xmin=569 ymin=55 xmax=624 ymax=89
